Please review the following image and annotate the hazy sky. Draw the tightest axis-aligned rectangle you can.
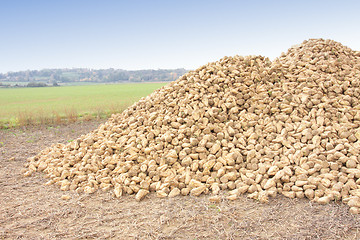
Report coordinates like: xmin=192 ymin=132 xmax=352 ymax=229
xmin=1 ymin=0 xmax=359 ymax=73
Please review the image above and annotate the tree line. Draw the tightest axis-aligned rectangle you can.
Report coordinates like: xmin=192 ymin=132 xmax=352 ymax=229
xmin=0 ymin=68 xmax=188 ymax=87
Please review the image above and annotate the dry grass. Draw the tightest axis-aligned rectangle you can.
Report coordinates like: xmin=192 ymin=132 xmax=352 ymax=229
xmin=17 ymin=110 xmax=34 ymax=126
xmin=0 ymin=104 xmax=128 ymax=129
xmin=53 ymin=111 xmax=63 ymax=125
xmin=65 ymin=108 xmax=78 ymax=123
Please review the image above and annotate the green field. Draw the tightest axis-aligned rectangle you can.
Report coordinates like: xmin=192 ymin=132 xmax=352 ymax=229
xmin=0 ymin=83 xmax=167 ymax=127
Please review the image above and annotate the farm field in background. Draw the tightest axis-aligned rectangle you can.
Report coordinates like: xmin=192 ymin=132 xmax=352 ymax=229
xmin=0 ymin=82 xmax=166 ymax=128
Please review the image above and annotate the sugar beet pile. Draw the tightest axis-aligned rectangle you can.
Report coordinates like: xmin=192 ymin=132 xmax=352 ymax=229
xmin=25 ymin=39 xmax=360 ymax=213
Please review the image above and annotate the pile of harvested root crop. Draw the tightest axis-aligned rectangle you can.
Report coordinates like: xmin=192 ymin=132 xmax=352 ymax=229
xmin=25 ymin=39 xmax=360 ymax=214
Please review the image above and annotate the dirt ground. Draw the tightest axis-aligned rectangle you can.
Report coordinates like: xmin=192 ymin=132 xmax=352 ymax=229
xmin=1 ymin=120 xmax=360 ymax=240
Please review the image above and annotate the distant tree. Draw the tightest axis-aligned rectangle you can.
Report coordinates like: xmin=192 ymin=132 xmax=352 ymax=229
xmin=59 ymin=76 xmax=71 ymax=82
xmin=27 ymin=82 xmax=47 ymax=87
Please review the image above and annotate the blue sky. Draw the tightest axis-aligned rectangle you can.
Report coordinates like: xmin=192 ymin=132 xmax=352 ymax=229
xmin=0 ymin=0 xmax=359 ymax=73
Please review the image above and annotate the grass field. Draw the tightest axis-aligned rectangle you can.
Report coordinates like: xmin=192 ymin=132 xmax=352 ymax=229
xmin=0 ymin=83 xmax=166 ymax=128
